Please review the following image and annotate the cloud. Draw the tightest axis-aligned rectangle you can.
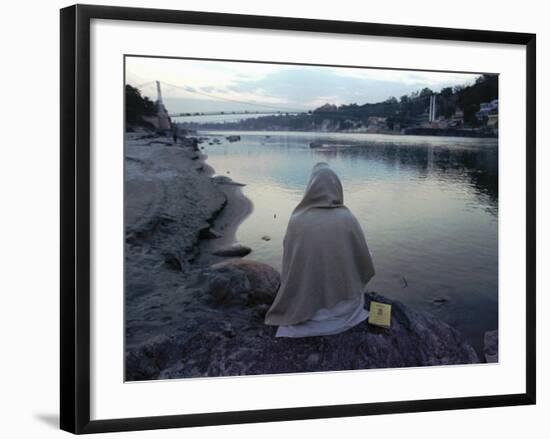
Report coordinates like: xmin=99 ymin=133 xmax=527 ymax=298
xmin=225 ymin=67 xmax=450 ymax=109
xmin=126 ymin=56 xmax=481 ymax=113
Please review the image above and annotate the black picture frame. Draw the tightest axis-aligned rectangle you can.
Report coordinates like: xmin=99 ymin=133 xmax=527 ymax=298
xmin=60 ymin=4 xmax=536 ymax=434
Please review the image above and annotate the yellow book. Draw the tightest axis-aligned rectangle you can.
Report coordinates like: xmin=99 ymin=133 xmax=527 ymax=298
xmin=368 ymin=301 xmax=392 ymax=328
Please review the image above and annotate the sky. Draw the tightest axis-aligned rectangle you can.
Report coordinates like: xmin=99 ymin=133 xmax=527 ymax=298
xmin=125 ymin=56 xmax=482 ymax=114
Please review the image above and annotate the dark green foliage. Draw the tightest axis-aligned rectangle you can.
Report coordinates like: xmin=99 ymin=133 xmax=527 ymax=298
xmin=457 ymin=74 xmax=498 ymax=124
xmin=125 ymin=85 xmax=156 ymax=125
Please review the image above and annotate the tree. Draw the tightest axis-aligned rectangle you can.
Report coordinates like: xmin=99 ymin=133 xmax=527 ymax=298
xmin=419 ymin=87 xmax=433 ymax=97
xmin=125 ymin=85 xmax=156 ymax=125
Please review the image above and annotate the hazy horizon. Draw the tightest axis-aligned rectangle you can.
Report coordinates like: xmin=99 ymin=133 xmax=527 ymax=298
xmin=126 ymin=56 xmax=483 ymax=114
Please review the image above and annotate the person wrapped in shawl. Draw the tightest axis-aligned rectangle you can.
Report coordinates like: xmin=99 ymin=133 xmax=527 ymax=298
xmin=265 ymin=162 xmax=375 ymax=337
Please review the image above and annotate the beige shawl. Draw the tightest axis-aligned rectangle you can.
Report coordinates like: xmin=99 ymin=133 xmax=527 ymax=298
xmin=265 ymin=163 xmax=375 ymax=326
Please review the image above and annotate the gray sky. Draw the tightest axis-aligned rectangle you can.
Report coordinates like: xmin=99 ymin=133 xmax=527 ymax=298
xmin=126 ymin=56 xmax=481 ymax=114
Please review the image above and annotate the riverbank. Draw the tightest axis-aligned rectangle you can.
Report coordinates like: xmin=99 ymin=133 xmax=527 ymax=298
xmin=124 ymin=130 xmax=489 ymax=380
xmin=126 ymin=259 xmax=481 ymax=380
xmin=181 ymin=126 xmax=497 ymax=139
xmin=124 ymin=130 xmax=252 ymax=349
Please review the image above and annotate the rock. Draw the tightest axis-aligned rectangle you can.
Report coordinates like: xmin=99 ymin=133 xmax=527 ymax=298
xmin=212 ymin=244 xmax=252 ymax=257
xmin=212 ymin=175 xmax=245 ymax=186
xmin=199 ymin=228 xmax=222 ymax=239
xmin=126 ymin=277 xmax=480 ymax=380
xmin=261 ymin=235 xmax=271 ymax=241
xmin=484 ymin=329 xmax=498 ymax=363
xmin=202 ymin=266 xmax=251 ymax=306
xmin=211 ymin=260 xmax=280 ymax=305
xmin=125 ymin=335 xmax=180 ymax=381
xmin=226 ymin=135 xmax=241 ymax=142
xmin=181 ymin=137 xmax=199 ymax=149
xmin=198 ymin=260 xmax=281 ymax=308
xmin=306 ymin=353 xmax=321 ymax=366
xmin=212 ymin=175 xmax=233 ymax=185
xmin=149 ymin=140 xmax=173 ymax=146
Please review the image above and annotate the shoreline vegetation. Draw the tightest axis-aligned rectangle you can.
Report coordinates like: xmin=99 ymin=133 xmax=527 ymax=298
xmin=174 ymin=74 xmax=499 ymax=138
xmin=124 ymin=128 xmax=497 ymax=380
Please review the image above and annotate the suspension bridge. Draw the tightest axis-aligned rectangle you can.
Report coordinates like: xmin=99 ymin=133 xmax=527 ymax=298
xmin=133 ymin=80 xmax=306 ymax=119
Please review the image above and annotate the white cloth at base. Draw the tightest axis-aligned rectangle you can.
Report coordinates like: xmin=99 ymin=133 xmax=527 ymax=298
xmin=275 ymin=294 xmax=368 ymax=338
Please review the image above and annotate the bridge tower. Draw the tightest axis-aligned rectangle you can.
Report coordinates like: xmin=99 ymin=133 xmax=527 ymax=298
xmin=156 ymin=80 xmax=164 ymax=109
xmin=428 ymin=94 xmax=437 ymax=122
xmin=142 ymin=80 xmax=171 ymax=131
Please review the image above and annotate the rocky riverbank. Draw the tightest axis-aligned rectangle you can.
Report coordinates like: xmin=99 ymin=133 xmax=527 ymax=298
xmin=126 ymin=259 xmax=480 ymax=380
xmin=125 ymin=131 xmax=251 ymax=350
xmin=124 ymin=130 xmax=484 ymax=381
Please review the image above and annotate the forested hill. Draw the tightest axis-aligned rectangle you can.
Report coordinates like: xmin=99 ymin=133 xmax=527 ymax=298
xmin=180 ymin=74 xmax=498 ymax=132
xmin=323 ymin=73 xmax=498 ymax=129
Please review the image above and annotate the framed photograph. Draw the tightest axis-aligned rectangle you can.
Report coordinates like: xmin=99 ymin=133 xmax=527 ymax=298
xmin=60 ymin=4 xmax=536 ymax=434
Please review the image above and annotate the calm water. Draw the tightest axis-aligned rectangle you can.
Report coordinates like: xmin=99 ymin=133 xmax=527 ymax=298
xmin=201 ymin=130 xmax=498 ymax=356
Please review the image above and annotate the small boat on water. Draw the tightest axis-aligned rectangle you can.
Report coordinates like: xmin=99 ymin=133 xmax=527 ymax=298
xmin=309 ymin=141 xmax=324 ymax=148
xmin=310 ymin=142 xmax=354 ymax=149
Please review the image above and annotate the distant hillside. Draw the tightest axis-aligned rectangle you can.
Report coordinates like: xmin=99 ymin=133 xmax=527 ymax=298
xmin=179 ymin=74 xmax=498 ymax=133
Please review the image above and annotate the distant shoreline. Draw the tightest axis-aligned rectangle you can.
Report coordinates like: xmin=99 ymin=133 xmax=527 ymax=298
xmin=189 ymin=127 xmax=498 ymax=139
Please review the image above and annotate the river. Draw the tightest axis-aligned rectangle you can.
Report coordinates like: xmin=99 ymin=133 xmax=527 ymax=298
xmin=200 ymin=130 xmax=498 ymax=356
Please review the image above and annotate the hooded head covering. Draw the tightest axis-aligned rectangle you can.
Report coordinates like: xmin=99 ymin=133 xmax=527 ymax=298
xmin=265 ymin=163 xmax=375 ymax=326
xmin=293 ymin=162 xmax=343 ymax=213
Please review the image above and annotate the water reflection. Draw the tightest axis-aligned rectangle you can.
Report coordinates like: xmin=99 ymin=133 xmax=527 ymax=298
xmin=202 ymin=131 xmax=498 ymax=357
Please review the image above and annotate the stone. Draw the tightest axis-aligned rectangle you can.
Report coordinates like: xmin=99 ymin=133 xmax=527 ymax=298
xmin=202 ymin=260 xmax=280 ymax=307
xmin=306 ymin=353 xmax=321 ymax=366
xmin=261 ymin=235 xmax=271 ymax=241
xmin=484 ymin=329 xmax=498 ymax=363
xmin=211 ymin=260 xmax=280 ymax=305
xmin=199 ymin=228 xmax=222 ymax=239
xmin=126 ymin=284 xmax=480 ymax=381
xmin=211 ymin=175 xmax=246 ymax=187
xmin=212 ymin=244 xmax=252 ymax=257
xmin=212 ymin=175 xmax=233 ymax=184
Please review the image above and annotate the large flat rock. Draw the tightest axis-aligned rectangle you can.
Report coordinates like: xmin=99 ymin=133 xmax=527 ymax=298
xmin=126 ymin=260 xmax=479 ymax=381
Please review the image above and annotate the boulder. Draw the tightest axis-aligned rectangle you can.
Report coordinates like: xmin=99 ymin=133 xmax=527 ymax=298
xmin=210 ymin=260 xmax=280 ymax=305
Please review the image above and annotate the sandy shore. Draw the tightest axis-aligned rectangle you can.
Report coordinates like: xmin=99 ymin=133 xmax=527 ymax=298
xmin=196 ymin=173 xmax=253 ymax=266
